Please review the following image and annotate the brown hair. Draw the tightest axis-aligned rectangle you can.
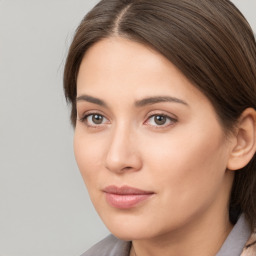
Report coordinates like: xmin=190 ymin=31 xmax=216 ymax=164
xmin=64 ymin=0 xmax=256 ymax=230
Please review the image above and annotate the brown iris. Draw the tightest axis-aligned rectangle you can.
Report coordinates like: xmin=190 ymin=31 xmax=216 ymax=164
xmin=154 ymin=115 xmax=167 ymax=125
xmin=92 ymin=114 xmax=103 ymax=124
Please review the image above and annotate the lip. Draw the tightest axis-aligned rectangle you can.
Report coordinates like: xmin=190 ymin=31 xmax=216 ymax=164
xmin=103 ymin=185 xmax=154 ymax=209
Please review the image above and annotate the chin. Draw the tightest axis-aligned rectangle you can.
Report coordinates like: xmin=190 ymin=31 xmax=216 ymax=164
xmin=99 ymin=212 xmax=163 ymax=241
xmin=109 ymin=227 xmax=153 ymax=241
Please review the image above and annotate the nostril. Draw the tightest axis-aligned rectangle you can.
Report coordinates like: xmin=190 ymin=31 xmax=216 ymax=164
xmin=121 ymin=166 xmax=133 ymax=171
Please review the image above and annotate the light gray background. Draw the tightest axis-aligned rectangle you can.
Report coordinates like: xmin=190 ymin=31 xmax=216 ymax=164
xmin=0 ymin=1 xmax=255 ymax=256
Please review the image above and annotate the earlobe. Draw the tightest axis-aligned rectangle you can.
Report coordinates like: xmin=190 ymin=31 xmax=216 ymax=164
xmin=227 ymin=108 xmax=256 ymax=171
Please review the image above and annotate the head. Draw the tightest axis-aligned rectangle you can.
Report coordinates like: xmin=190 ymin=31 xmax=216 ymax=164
xmin=64 ymin=0 xmax=256 ymax=237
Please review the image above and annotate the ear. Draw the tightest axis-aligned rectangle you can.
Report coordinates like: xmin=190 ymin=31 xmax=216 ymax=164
xmin=227 ymin=108 xmax=256 ymax=171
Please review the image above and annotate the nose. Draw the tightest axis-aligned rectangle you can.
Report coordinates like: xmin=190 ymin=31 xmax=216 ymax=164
xmin=104 ymin=125 xmax=142 ymax=174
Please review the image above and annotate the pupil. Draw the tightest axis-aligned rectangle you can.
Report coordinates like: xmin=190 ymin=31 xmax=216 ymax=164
xmin=154 ymin=115 xmax=166 ymax=125
xmin=92 ymin=115 xmax=103 ymax=124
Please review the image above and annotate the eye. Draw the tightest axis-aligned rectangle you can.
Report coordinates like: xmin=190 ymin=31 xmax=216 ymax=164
xmin=80 ymin=113 xmax=109 ymax=127
xmin=146 ymin=114 xmax=176 ymax=127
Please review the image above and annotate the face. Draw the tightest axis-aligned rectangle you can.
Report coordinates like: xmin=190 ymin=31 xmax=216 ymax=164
xmin=74 ymin=37 xmax=234 ymax=241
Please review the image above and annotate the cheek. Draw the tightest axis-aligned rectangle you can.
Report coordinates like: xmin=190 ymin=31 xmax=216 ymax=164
xmin=73 ymin=129 xmax=105 ymax=189
xmin=143 ymin=124 xmax=229 ymax=201
xmin=135 ymin=127 xmax=230 ymax=234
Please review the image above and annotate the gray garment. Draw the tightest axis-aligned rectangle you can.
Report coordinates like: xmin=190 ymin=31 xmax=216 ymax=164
xmin=81 ymin=215 xmax=251 ymax=256
xmin=81 ymin=235 xmax=131 ymax=256
xmin=216 ymin=214 xmax=251 ymax=256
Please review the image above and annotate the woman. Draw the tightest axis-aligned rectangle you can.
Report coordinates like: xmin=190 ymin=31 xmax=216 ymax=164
xmin=64 ymin=0 xmax=256 ymax=255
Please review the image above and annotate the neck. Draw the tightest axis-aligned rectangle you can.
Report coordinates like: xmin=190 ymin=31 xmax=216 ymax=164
xmin=131 ymin=211 xmax=233 ymax=256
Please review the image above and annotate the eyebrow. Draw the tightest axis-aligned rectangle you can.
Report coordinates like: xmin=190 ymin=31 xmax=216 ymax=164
xmin=135 ymin=96 xmax=189 ymax=107
xmin=76 ymin=95 xmax=108 ymax=107
xmin=76 ymin=94 xmax=188 ymax=108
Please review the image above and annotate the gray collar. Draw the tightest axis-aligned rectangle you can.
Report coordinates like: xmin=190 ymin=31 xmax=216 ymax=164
xmin=216 ymin=214 xmax=251 ymax=256
xmin=81 ymin=215 xmax=250 ymax=256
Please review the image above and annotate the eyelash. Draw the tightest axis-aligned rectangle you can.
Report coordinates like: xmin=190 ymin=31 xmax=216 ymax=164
xmin=79 ymin=112 xmax=177 ymax=129
xmin=144 ymin=113 xmax=177 ymax=128
xmin=79 ymin=112 xmax=110 ymax=128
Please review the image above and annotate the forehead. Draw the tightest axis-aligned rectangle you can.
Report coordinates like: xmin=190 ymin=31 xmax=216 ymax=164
xmin=77 ymin=37 xmax=173 ymax=84
xmin=76 ymin=37 xmax=213 ymax=114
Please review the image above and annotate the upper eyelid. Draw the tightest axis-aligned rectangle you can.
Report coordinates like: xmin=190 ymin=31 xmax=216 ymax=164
xmin=79 ymin=113 xmax=110 ymax=128
xmin=145 ymin=114 xmax=177 ymax=123
xmin=87 ymin=114 xmax=109 ymax=122
xmin=145 ymin=110 xmax=178 ymax=120
xmin=144 ymin=115 xmax=177 ymax=130
xmin=78 ymin=109 xmax=178 ymax=122
xmin=82 ymin=113 xmax=109 ymax=122
xmin=79 ymin=109 xmax=109 ymax=119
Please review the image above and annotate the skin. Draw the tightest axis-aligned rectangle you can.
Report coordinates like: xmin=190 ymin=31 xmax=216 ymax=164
xmin=74 ymin=37 xmax=237 ymax=256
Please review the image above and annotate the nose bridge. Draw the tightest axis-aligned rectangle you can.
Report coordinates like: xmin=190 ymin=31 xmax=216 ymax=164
xmin=105 ymin=121 xmax=141 ymax=173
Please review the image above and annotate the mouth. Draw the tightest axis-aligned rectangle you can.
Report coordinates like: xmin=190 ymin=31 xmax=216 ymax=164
xmin=102 ymin=185 xmax=155 ymax=209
